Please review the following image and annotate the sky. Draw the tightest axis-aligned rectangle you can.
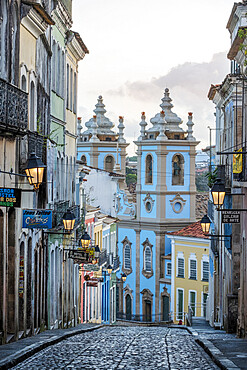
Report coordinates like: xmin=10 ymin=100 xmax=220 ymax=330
xmin=72 ymin=0 xmax=235 ymax=155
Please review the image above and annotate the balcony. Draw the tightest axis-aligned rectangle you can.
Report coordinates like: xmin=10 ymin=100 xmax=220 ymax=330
xmin=0 ymin=78 xmax=28 ymax=136
xmin=113 ymin=256 xmax=120 ymax=272
xmin=98 ymin=249 xmax=107 ymax=267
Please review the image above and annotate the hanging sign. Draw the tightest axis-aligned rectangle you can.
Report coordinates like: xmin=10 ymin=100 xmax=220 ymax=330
xmin=233 ymin=149 xmax=242 ymax=174
xmin=0 ymin=187 xmax=21 ymax=207
xmin=22 ymin=209 xmax=52 ymax=229
xmin=19 ymin=256 xmax=24 ymax=297
xmin=222 ymin=210 xmax=240 ymax=223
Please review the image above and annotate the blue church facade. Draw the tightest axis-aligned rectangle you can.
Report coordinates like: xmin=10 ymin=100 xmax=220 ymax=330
xmin=77 ymin=89 xmax=199 ymax=322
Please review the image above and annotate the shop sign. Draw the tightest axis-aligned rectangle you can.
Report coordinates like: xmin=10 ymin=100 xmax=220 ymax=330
xmin=233 ymin=149 xmax=242 ymax=174
xmin=0 ymin=187 xmax=21 ymax=207
xmin=22 ymin=209 xmax=52 ymax=229
xmin=222 ymin=210 xmax=240 ymax=224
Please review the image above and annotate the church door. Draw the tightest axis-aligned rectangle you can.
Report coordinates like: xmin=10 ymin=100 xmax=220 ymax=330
xmin=162 ymin=296 xmax=169 ymax=321
xmin=126 ymin=294 xmax=132 ymax=320
xmin=145 ymin=300 xmax=152 ymax=322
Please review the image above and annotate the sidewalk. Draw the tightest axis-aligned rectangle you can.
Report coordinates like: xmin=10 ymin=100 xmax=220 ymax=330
xmin=0 ymin=323 xmax=103 ymax=370
xmin=188 ymin=318 xmax=247 ymax=370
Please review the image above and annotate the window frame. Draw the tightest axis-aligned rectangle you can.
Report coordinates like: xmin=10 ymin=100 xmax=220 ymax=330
xmin=172 ymin=153 xmax=184 ymax=186
xmin=122 ymin=236 xmax=132 ymax=275
xmin=189 ymin=258 xmax=197 ymax=280
xmin=145 ymin=153 xmax=153 ymax=185
xmin=177 ymin=256 xmax=185 ymax=278
xmin=142 ymin=238 xmax=153 ymax=279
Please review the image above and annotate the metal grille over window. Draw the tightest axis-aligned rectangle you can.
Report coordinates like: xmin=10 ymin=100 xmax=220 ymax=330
xmin=177 ymin=258 xmax=184 ymax=278
xmin=124 ymin=244 xmax=131 ymax=269
xmin=145 ymin=246 xmax=151 ymax=272
xmin=190 ymin=260 xmax=197 ymax=280
xmin=203 ymin=261 xmax=209 ymax=281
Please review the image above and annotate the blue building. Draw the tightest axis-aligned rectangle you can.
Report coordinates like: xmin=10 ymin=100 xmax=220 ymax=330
xmin=77 ymin=89 xmax=199 ymax=322
xmin=116 ymin=88 xmax=199 ymax=321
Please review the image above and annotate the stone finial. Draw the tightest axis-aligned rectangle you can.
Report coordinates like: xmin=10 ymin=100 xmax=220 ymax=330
xmin=138 ymin=112 xmax=147 ymax=141
xmin=90 ymin=115 xmax=100 ymax=142
xmin=157 ymin=110 xmax=168 ymax=141
xmin=77 ymin=117 xmax=82 ymax=139
xmin=186 ymin=112 xmax=196 ymax=141
xmin=118 ymin=116 xmax=126 ymax=143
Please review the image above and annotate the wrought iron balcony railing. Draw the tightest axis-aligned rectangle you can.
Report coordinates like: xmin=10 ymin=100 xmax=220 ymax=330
xmin=0 ymin=78 xmax=28 ymax=135
xmin=113 ymin=256 xmax=120 ymax=272
xmin=98 ymin=249 xmax=107 ymax=266
xmin=70 ymin=204 xmax=80 ymax=227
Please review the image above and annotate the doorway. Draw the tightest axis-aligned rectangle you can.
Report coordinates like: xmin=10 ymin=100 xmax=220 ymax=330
xmin=125 ymin=294 xmax=132 ymax=320
xmin=144 ymin=299 xmax=151 ymax=322
xmin=162 ymin=295 xmax=169 ymax=321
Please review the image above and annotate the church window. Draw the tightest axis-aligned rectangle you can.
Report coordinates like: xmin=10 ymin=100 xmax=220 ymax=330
xmin=122 ymin=236 xmax=132 ymax=275
xmin=172 ymin=154 xmax=184 ymax=185
xmin=105 ymin=155 xmax=114 ymax=172
xmin=145 ymin=154 xmax=153 ymax=184
xmin=142 ymin=238 xmax=153 ymax=279
xmin=144 ymin=246 xmax=151 ymax=272
xmin=124 ymin=244 xmax=131 ymax=270
xmin=81 ymin=155 xmax=87 ymax=165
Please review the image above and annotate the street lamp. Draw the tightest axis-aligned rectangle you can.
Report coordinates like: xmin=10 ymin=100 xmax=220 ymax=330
xmin=81 ymin=231 xmax=91 ymax=249
xmin=63 ymin=209 xmax=76 ymax=232
xmin=107 ymin=265 xmax=113 ymax=274
xmin=121 ymin=273 xmax=127 ymax=282
xmin=24 ymin=153 xmax=46 ymax=190
xmin=211 ymin=179 xmax=226 ymax=207
xmin=200 ymin=214 xmax=211 ymax=234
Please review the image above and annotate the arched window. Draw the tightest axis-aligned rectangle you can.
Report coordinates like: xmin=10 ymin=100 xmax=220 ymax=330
xmin=81 ymin=155 xmax=87 ymax=165
xmin=105 ymin=155 xmax=114 ymax=172
xmin=145 ymin=154 xmax=153 ymax=184
xmin=172 ymin=154 xmax=184 ymax=185
xmin=124 ymin=244 xmax=130 ymax=270
xmin=142 ymin=238 xmax=153 ymax=278
xmin=21 ymin=75 xmax=26 ymax=92
xmin=144 ymin=246 xmax=151 ymax=272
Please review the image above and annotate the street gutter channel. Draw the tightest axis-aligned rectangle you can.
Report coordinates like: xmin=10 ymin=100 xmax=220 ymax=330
xmin=164 ymin=328 xmax=171 ymax=370
xmin=0 ymin=325 xmax=104 ymax=370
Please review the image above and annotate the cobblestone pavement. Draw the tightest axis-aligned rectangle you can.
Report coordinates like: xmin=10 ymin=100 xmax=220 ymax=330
xmin=13 ymin=327 xmax=219 ymax=369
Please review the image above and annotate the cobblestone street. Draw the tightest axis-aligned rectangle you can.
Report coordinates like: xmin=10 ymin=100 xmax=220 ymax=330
xmin=13 ymin=327 xmax=218 ymax=369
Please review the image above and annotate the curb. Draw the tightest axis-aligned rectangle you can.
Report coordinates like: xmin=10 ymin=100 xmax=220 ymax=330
xmin=185 ymin=326 xmax=240 ymax=369
xmin=0 ymin=325 xmax=104 ymax=370
xmin=195 ymin=338 xmax=240 ymax=370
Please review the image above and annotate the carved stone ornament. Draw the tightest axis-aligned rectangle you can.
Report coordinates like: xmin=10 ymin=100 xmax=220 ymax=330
xmin=169 ymin=193 xmax=186 ymax=214
xmin=143 ymin=193 xmax=155 ymax=213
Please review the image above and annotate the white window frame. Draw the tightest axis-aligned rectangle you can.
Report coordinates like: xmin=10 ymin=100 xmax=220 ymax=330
xmin=189 ymin=290 xmax=197 ymax=317
xmin=144 ymin=246 xmax=152 ymax=272
xmin=201 ymin=255 xmax=209 ymax=282
xmin=177 ymin=253 xmax=185 ymax=278
xmin=176 ymin=288 xmax=184 ymax=321
xmin=124 ymin=244 xmax=131 ymax=270
xmin=189 ymin=257 xmax=197 ymax=280
xmin=166 ymin=261 xmax=172 ymax=277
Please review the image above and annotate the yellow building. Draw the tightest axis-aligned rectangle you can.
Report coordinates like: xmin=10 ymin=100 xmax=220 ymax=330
xmin=167 ymin=221 xmax=210 ymax=324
